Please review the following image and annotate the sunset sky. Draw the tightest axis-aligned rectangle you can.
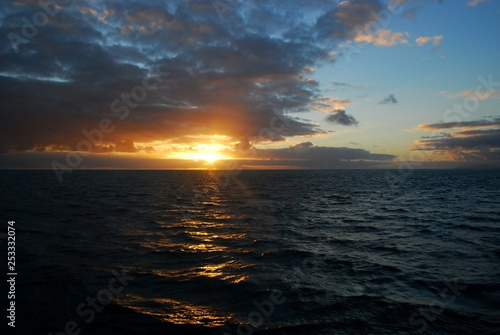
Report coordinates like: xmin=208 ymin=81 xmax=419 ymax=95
xmin=1 ymin=0 xmax=499 ymax=171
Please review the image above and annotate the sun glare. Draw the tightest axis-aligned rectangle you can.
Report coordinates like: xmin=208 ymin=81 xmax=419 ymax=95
xmin=169 ymin=143 xmax=231 ymax=164
xmin=192 ymin=151 xmax=226 ymax=163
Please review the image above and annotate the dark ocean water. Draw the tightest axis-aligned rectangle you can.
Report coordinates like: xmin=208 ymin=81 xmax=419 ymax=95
xmin=1 ymin=169 xmax=500 ymax=335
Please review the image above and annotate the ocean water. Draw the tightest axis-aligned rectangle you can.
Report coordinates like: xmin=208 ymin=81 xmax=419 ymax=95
xmin=1 ymin=169 xmax=500 ymax=335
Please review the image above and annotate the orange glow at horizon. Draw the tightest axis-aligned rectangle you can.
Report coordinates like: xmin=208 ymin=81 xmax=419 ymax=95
xmin=168 ymin=142 xmax=233 ymax=164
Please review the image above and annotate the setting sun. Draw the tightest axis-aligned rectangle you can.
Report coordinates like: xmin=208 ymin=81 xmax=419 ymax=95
xmin=193 ymin=152 xmax=224 ymax=163
xmin=3 ymin=0 xmax=500 ymax=334
xmin=169 ymin=143 xmax=231 ymax=164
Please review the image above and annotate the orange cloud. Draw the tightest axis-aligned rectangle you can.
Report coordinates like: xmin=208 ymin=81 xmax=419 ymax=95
xmin=416 ymin=35 xmax=443 ymax=48
xmin=355 ymin=29 xmax=409 ymax=47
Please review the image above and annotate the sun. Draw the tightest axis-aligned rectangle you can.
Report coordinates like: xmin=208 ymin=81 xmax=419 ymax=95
xmin=193 ymin=151 xmax=226 ymax=163
xmin=168 ymin=142 xmax=231 ymax=164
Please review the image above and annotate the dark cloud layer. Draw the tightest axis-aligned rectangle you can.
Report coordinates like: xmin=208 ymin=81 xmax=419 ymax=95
xmin=413 ymin=117 xmax=500 ymax=164
xmin=417 ymin=117 xmax=500 ymax=130
xmin=247 ymin=142 xmax=397 ymax=169
xmin=0 ymin=0 xmax=389 ymax=157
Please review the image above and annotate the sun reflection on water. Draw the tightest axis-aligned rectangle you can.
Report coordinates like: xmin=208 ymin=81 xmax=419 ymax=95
xmin=118 ymin=294 xmax=231 ymax=327
xmin=151 ymin=259 xmax=250 ymax=284
xmin=124 ymin=180 xmax=256 ymax=327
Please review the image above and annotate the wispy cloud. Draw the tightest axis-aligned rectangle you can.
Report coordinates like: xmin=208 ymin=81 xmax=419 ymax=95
xmin=332 ymin=81 xmax=363 ymax=89
xmin=440 ymin=89 xmax=500 ymax=100
xmin=416 ymin=35 xmax=443 ymax=49
xmin=314 ymin=97 xmax=353 ymax=112
xmin=416 ymin=117 xmax=500 ymax=131
xmin=466 ymin=0 xmax=489 ymax=7
xmin=389 ymin=0 xmax=443 ymax=8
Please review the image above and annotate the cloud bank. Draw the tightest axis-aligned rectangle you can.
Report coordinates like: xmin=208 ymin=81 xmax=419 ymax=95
xmin=0 ymin=0 xmax=391 ymax=158
xmin=413 ymin=117 xmax=500 ymax=165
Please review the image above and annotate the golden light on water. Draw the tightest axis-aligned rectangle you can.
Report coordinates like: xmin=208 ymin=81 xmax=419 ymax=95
xmin=117 ymin=295 xmax=230 ymax=327
xmin=124 ymin=190 xmax=255 ymax=327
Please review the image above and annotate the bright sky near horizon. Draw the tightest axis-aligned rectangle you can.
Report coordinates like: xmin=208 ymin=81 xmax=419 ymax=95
xmin=1 ymin=0 xmax=499 ymax=171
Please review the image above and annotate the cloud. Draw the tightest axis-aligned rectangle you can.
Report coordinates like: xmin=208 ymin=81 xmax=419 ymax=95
xmin=251 ymin=142 xmax=397 ymax=168
xmin=332 ymin=81 xmax=363 ymax=89
xmin=0 ymin=142 xmax=398 ymax=169
xmin=355 ymin=29 xmax=409 ymax=47
xmin=416 ymin=36 xmax=431 ymax=45
xmin=412 ymin=117 xmax=500 ymax=164
xmin=379 ymin=94 xmax=398 ymax=104
xmin=389 ymin=0 xmax=443 ymax=8
xmin=325 ymin=109 xmax=359 ymax=126
xmin=290 ymin=141 xmax=314 ymax=149
xmin=466 ymin=0 xmax=489 ymax=7
xmin=316 ymin=0 xmax=383 ymax=40
xmin=416 ymin=117 xmax=500 ymax=131
xmin=388 ymin=0 xmax=443 ymax=20
xmin=314 ymin=97 xmax=353 ymax=112
xmin=2 ymin=0 xmax=387 ymax=155
xmin=416 ymin=35 xmax=443 ymax=48
xmin=440 ymin=89 xmax=500 ymax=100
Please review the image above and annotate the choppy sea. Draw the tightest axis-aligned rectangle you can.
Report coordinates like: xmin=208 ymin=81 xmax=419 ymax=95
xmin=1 ymin=170 xmax=499 ymax=334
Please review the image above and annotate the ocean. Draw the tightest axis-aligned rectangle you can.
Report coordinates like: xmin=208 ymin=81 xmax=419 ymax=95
xmin=1 ymin=169 xmax=499 ymax=335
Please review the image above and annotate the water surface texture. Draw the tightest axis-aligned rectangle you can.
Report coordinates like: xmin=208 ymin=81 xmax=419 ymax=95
xmin=2 ymin=170 xmax=499 ymax=334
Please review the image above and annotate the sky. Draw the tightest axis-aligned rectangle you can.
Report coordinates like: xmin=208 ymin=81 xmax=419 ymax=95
xmin=1 ymin=0 xmax=499 ymax=171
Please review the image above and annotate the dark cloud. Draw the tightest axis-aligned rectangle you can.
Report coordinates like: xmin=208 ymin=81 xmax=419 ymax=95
xmin=325 ymin=109 xmax=359 ymax=126
xmin=417 ymin=117 xmax=500 ymax=130
xmin=316 ymin=0 xmax=383 ymax=40
xmin=290 ymin=141 xmax=314 ymax=149
xmin=412 ymin=117 xmax=500 ymax=165
xmin=379 ymin=94 xmax=398 ymax=104
xmin=0 ymin=0 xmax=388 ymax=160
xmin=249 ymin=144 xmax=397 ymax=169
xmin=415 ymin=128 xmax=500 ymax=150
xmin=0 ymin=144 xmax=398 ymax=170
xmin=332 ymin=81 xmax=363 ymax=89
